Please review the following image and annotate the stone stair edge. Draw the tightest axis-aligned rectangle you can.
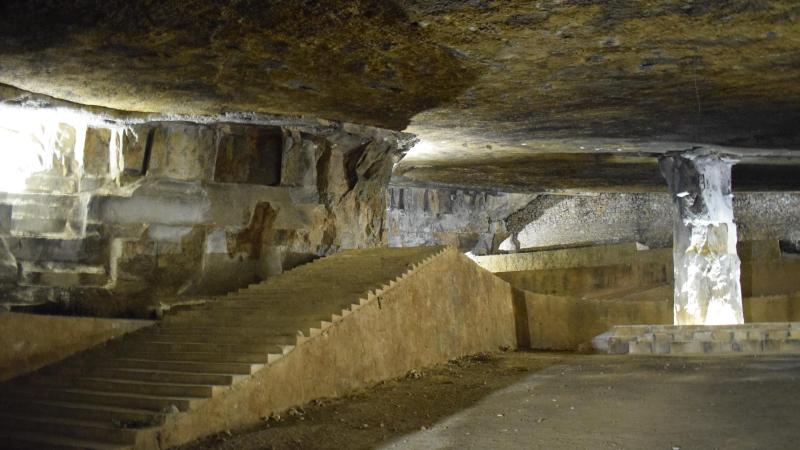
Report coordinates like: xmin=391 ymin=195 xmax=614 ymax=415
xmin=0 ymin=245 xmax=454 ymax=449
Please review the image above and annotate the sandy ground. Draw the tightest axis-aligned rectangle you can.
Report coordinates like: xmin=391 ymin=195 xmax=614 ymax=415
xmin=180 ymin=352 xmax=800 ymax=450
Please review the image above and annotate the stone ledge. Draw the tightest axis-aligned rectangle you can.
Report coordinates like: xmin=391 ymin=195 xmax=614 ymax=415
xmin=597 ymin=322 xmax=800 ymax=356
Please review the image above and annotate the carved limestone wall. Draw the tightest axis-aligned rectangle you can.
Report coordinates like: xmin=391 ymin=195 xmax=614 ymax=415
xmin=0 ymin=107 xmax=410 ymax=316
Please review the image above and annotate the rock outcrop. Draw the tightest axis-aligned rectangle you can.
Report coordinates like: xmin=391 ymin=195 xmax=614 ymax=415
xmin=0 ymin=106 xmax=413 ymax=316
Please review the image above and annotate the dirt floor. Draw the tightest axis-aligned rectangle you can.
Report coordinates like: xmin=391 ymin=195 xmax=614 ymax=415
xmin=180 ymin=351 xmax=800 ymax=450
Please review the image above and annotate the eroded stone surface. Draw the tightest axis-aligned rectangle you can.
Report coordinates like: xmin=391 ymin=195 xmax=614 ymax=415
xmin=386 ymin=185 xmax=535 ymax=254
xmin=1 ymin=1 xmax=798 ymax=149
xmin=660 ymin=150 xmax=744 ymax=325
xmin=0 ymin=105 xmax=410 ymax=315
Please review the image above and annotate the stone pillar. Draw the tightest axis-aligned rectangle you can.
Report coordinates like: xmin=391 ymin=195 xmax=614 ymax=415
xmin=659 ymin=149 xmax=743 ymax=325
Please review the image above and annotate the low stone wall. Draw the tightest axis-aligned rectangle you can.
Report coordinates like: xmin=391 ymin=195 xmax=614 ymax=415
xmin=472 ymin=243 xmax=666 ymax=273
xmin=480 ymin=240 xmax=800 ymax=298
xmin=516 ymin=290 xmax=800 ymax=351
xmin=157 ymin=248 xmax=517 ymax=448
xmin=746 ymin=293 xmax=800 ymax=323
xmin=742 ymin=260 xmax=800 ymax=298
xmin=477 ymin=243 xmax=672 ymax=298
xmin=497 ymin=261 xmax=671 ymax=297
xmin=0 ymin=312 xmax=152 ymax=381
xmin=516 ymin=289 xmax=672 ymax=351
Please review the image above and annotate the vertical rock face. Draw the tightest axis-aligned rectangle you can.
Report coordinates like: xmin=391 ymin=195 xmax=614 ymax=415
xmin=659 ymin=150 xmax=743 ymax=325
xmin=385 ymin=186 xmax=536 ymax=254
xmin=0 ymin=106 xmax=409 ymax=316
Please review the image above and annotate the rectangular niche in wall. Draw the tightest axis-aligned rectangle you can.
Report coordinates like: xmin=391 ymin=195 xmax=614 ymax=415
xmin=214 ymin=125 xmax=283 ymax=186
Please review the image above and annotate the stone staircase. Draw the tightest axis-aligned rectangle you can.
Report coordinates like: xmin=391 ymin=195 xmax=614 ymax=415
xmin=0 ymin=246 xmax=448 ymax=449
xmin=597 ymin=322 xmax=800 ymax=355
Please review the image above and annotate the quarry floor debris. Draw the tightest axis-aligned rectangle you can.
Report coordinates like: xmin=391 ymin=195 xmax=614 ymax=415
xmin=182 ymin=352 xmax=800 ymax=449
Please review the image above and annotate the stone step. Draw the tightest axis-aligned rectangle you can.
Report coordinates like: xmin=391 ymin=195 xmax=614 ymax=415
xmin=117 ymin=350 xmax=274 ymax=364
xmin=0 ymin=429 xmax=130 ymax=450
xmin=93 ymin=358 xmax=262 ymax=375
xmin=115 ymin=340 xmax=287 ymax=355
xmin=0 ymin=413 xmax=141 ymax=446
xmin=1 ymin=387 xmax=201 ymax=412
xmin=602 ymin=322 xmax=800 ymax=355
xmin=24 ymin=377 xmax=220 ymax=398
xmin=141 ymin=324 xmax=304 ymax=338
xmin=58 ymin=367 xmax=242 ymax=386
xmin=19 ymin=261 xmax=108 ymax=288
xmin=0 ymin=398 xmax=161 ymax=426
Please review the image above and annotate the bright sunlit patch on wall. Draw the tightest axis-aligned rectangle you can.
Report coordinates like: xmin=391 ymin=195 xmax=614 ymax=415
xmin=406 ymin=139 xmax=437 ymax=158
xmin=0 ymin=105 xmax=93 ymax=193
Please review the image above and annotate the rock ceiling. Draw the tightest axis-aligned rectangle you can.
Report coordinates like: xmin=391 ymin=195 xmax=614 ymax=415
xmin=1 ymin=0 xmax=799 ymax=191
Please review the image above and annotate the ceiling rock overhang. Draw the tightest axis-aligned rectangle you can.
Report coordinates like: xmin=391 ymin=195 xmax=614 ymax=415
xmin=1 ymin=0 xmax=798 ymax=192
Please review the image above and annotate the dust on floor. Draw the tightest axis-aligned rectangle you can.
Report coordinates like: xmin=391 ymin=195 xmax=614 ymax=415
xmin=178 ymin=351 xmax=567 ymax=450
xmin=180 ymin=352 xmax=800 ymax=450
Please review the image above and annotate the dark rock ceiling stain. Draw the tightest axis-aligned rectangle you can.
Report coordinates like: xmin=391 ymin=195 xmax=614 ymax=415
xmin=1 ymin=0 xmax=799 ymax=191
xmin=0 ymin=0 xmax=478 ymax=130
xmin=399 ymin=0 xmax=800 ymax=147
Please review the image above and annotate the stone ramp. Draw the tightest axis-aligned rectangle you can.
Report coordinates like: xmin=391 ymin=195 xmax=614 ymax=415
xmin=596 ymin=322 xmax=800 ymax=355
xmin=0 ymin=245 xmax=517 ymax=449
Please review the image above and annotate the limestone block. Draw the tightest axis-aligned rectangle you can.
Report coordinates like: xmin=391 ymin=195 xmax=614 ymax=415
xmin=89 ymin=194 xmax=208 ymax=226
xmin=53 ymin=123 xmax=78 ymax=177
xmin=147 ymin=225 xmax=194 ymax=243
xmin=628 ymin=340 xmax=653 ymax=354
xmin=606 ymin=337 xmax=630 ymax=354
xmin=23 ymin=173 xmax=78 ymax=194
xmin=281 ymin=129 xmax=318 ymax=187
xmin=121 ymin=125 xmax=152 ymax=176
xmin=214 ymin=125 xmax=282 ymax=186
xmin=693 ymin=331 xmax=713 ymax=341
xmin=83 ymin=127 xmax=111 ymax=176
xmin=711 ymin=330 xmax=734 ymax=342
xmin=732 ymin=339 xmax=761 ymax=353
xmin=702 ymin=341 xmax=734 ymax=354
xmin=148 ymin=123 xmax=216 ymax=181
xmin=638 ymin=333 xmax=655 ymax=342
xmin=670 ymin=341 xmax=704 ymax=354
xmin=112 ymin=227 xmax=205 ymax=295
xmin=317 ymin=146 xmax=347 ymax=199
xmin=779 ymin=340 xmax=800 ymax=353
xmin=653 ymin=333 xmax=672 ymax=354
xmin=767 ymin=330 xmax=790 ymax=340
xmin=6 ymin=235 xmax=106 ymax=265
xmin=762 ymin=339 xmax=782 ymax=353
xmin=0 ymin=204 xmax=11 ymax=235
xmin=0 ymin=238 xmax=17 ymax=282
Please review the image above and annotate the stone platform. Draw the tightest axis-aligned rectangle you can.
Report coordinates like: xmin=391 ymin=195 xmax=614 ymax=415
xmin=595 ymin=322 xmax=800 ymax=355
